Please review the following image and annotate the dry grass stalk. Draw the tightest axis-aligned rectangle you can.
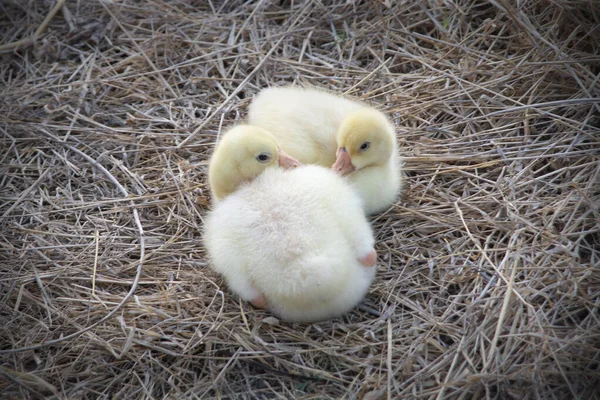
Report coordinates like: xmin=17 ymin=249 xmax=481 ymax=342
xmin=1 ymin=0 xmax=599 ymax=398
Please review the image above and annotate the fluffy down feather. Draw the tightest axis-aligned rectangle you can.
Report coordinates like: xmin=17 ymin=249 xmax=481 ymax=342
xmin=203 ymin=165 xmax=376 ymax=322
xmin=248 ymin=86 xmax=403 ymax=214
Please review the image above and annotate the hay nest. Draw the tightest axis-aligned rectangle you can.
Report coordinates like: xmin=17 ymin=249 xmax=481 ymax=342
xmin=1 ymin=0 xmax=599 ymax=398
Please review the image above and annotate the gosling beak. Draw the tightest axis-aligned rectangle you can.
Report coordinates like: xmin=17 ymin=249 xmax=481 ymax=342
xmin=278 ymin=149 xmax=302 ymax=169
xmin=332 ymin=147 xmax=355 ymax=176
xmin=359 ymin=249 xmax=377 ymax=267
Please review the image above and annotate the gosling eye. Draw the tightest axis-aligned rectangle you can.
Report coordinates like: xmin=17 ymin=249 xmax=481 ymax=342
xmin=360 ymin=142 xmax=370 ymax=151
xmin=256 ymin=152 xmax=271 ymax=163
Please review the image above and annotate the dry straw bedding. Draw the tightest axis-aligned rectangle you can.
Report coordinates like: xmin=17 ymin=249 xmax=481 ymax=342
xmin=0 ymin=0 xmax=599 ymax=398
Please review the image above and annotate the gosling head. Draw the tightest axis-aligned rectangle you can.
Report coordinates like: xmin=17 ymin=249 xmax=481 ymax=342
xmin=208 ymin=125 xmax=301 ymax=201
xmin=332 ymin=109 xmax=395 ymax=176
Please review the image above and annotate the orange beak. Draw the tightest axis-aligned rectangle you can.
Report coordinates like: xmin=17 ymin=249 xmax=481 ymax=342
xmin=331 ymin=147 xmax=355 ymax=176
xmin=278 ymin=149 xmax=302 ymax=169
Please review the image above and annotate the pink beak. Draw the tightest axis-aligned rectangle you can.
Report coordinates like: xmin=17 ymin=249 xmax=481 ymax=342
xmin=331 ymin=147 xmax=355 ymax=176
xmin=278 ymin=149 xmax=302 ymax=169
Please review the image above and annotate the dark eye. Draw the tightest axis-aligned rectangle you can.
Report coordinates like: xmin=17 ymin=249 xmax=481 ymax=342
xmin=360 ymin=142 xmax=370 ymax=151
xmin=256 ymin=153 xmax=271 ymax=163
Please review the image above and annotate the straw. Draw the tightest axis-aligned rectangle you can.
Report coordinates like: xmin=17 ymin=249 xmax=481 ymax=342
xmin=1 ymin=0 xmax=598 ymax=398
